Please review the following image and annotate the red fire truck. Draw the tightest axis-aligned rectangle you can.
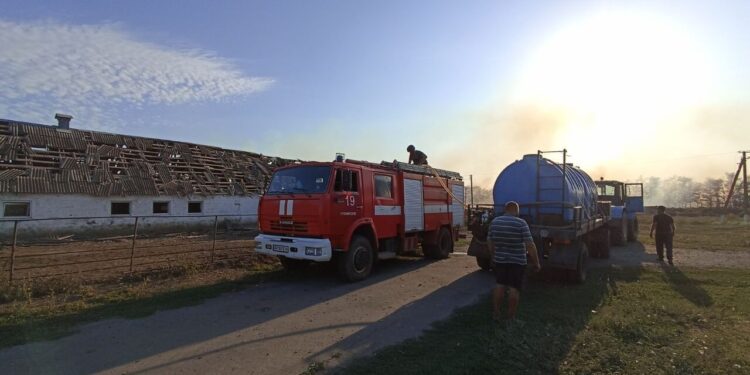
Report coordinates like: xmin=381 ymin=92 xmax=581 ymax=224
xmin=254 ymin=158 xmax=464 ymax=281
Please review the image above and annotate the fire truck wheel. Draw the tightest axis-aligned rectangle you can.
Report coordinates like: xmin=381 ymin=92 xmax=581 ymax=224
xmin=425 ymin=227 xmax=452 ymax=260
xmin=338 ymin=235 xmax=374 ymax=282
xmin=278 ymin=257 xmax=308 ymax=271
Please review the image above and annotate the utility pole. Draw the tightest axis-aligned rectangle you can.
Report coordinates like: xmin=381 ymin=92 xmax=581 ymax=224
xmin=469 ymin=174 xmax=474 ymax=223
xmin=743 ymin=151 xmax=748 ymax=222
xmin=470 ymin=174 xmax=474 ymax=208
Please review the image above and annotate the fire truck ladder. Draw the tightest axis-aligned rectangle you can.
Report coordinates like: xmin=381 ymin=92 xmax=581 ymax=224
xmin=535 ymin=149 xmax=567 ymax=223
xmin=384 ymin=161 xmax=465 ymax=205
xmin=383 ymin=161 xmax=463 ymax=180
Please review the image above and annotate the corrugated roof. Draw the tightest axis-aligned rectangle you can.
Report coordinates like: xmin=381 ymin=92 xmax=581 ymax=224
xmin=0 ymin=119 xmax=292 ymax=197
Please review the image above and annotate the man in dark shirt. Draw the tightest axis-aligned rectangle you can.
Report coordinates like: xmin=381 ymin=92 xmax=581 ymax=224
xmin=406 ymin=145 xmax=428 ymax=165
xmin=650 ymin=205 xmax=676 ymax=265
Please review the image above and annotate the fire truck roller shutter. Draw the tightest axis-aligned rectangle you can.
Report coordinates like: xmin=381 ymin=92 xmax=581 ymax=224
xmin=404 ymin=178 xmax=424 ymax=232
xmin=450 ymin=184 xmax=464 ymax=227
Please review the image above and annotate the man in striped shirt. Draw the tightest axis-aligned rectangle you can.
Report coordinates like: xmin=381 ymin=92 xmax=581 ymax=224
xmin=487 ymin=201 xmax=541 ymax=322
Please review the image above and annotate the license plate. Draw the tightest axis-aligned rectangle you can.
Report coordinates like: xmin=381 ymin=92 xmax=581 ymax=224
xmin=272 ymin=244 xmax=289 ymax=253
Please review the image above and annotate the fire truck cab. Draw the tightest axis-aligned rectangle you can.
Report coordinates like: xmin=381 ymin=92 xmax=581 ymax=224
xmin=254 ymin=158 xmax=464 ymax=281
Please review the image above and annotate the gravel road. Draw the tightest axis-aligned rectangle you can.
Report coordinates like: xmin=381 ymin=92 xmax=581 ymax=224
xmin=3 ymin=241 xmax=747 ymax=375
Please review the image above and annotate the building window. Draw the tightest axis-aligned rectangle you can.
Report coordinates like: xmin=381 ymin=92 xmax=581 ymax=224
xmin=111 ymin=202 xmax=131 ymax=215
xmin=188 ymin=201 xmax=203 ymax=214
xmin=153 ymin=201 xmax=170 ymax=214
xmin=375 ymin=175 xmax=393 ymax=198
xmin=3 ymin=202 xmax=30 ymax=217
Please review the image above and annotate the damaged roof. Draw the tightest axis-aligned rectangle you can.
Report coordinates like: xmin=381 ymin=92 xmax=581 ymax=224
xmin=0 ymin=119 xmax=293 ymax=197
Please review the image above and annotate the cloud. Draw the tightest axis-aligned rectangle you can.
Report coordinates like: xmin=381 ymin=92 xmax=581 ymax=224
xmin=0 ymin=20 xmax=272 ymax=130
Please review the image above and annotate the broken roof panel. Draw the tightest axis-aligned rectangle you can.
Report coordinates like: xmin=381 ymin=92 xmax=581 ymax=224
xmin=0 ymin=119 xmax=292 ymax=196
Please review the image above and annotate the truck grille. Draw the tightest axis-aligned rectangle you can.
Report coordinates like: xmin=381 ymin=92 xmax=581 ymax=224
xmin=270 ymin=220 xmax=308 ymax=233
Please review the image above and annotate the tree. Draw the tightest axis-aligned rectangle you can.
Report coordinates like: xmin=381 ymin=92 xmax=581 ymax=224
xmin=702 ymin=178 xmax=726 ymax=208
xmin=643 ymin=176 xmax=661 ymax=206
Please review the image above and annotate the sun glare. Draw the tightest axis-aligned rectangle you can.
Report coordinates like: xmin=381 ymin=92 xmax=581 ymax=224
xmin=512 ymin=9 xmax=716 ymax=166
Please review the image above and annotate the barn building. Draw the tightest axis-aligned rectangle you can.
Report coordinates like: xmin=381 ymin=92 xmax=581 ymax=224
xmin=0 ymin=114 xmax=289 ymax=238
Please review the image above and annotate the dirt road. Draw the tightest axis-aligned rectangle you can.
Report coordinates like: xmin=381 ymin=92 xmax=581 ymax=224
xmin=3 ymin=242 xmax=748 ymax=375
xmin=2 ymin=252 xmax=491 ymax=375
xmin=591 ymin=241 xmax=750 ymax=269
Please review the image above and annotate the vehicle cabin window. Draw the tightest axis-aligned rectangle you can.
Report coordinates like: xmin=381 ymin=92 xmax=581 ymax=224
xmin=153 ymin=201 xmax=169 ymax=214
xmin=3 ymin=202 xmax=30 ymax=217
xmin=599 ymin=185 xmax=616 ymax=196
xmin=111 ymin=202 xmax=131 ymax=215
xmin=374 ymin=175 xmax=393 ymax=198
xmin=334 ymin=169 xmax=359 ymax=192
xmin=626 ymin=184 xmax=642 ymax=197
xmin=188 ymin=201 xmax=202 ymax=213
xmin=267 ymin=166 xmax=331 ymax=194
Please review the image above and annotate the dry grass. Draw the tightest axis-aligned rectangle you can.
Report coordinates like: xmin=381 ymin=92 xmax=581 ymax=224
xmin=637 ymin=213 xmax=750 ymax=251
xmin=0 ymin=255 xmax=282 ymax=348
xmin=0 ymin=231 xmax=257 ymax=281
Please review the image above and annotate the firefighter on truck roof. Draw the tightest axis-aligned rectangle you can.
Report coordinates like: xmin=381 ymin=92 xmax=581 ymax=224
xmin=407 ymin=145 xmax=428 ymax=165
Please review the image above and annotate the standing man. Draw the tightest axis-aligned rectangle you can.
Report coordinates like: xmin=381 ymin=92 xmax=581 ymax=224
xmin=487 ymin=201 xmax=541 ymax=323
xmin=650 ymin=205 xmax=676 ymax=265
xmin=406 ymin=145 xmax=428 ymax=165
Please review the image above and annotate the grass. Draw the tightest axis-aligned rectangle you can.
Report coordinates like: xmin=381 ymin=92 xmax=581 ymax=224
xmin=454 ymin=236 xmax=471 ymax=250
xmin=0 ymin=261 xmax=282 ymax=348
xmin=637 ymin=214 xmax=750 ymax=251
xmin=340 ymin=267 xmax=750 ymax=375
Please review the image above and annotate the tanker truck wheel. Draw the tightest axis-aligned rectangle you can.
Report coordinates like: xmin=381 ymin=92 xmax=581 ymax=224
xmin=568 ymin=241 xmax=588 ymax=284
xmin=338 ymin=235 xmax=374 ymax=282
xmin=423 ymin=227 xmax=452 ymax=260
xmin=610 ymin=218 xmax=627 ymax=246
xmin=627 ymin=217 xmax=639 ymax=242
xmin=476 ymin=253 xmax=492 ymax=271
xmin=599 ymin=232 xmax=611 ymax=259
xmin=590 ymin=227 xmax=610 ymax=259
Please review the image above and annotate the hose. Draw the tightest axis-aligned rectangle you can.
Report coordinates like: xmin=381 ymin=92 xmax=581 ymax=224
xmin=423 ymin=163 xmax=466 ymax=206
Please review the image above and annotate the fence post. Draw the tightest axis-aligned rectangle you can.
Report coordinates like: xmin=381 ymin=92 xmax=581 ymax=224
xmin=129 ymin=217 xmax=139 ymax=272
xmin=210 ymin=216 xmax=219 ymax=264
xmin=8 ymin=221 xmax=18 ymax=283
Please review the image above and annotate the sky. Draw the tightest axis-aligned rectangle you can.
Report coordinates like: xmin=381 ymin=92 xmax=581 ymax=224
xmin=1 ymin=0 xmax=749 ymax=188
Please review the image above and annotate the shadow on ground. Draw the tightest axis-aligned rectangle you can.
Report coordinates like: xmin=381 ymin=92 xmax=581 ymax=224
xmin=659 ymin=263 xmax=713 ymax=307
xmin=336 ymin=242 xmax=654 ymax=374
xmin=1 ymin=255 xmax=440 ymax=374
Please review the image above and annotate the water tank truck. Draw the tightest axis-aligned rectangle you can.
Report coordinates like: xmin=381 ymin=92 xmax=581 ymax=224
xmin=467 ymin=150 xmax=613 ymax=283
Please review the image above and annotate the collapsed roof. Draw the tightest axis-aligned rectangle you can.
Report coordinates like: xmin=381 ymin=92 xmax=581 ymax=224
xmin=0 ymin=119 xmax=292 ymax=197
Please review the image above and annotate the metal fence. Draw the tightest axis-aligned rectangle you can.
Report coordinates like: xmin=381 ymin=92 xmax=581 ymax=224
xmin=0 ymin=214 xmax=259 ymax=283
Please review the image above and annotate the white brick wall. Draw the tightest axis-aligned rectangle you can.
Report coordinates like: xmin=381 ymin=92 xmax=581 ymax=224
xmin=0 ymin=194 xmax=260 ymax=239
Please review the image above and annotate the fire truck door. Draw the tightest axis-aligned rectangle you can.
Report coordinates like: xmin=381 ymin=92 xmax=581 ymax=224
xmin=372 ymin=173 xmax=399 ymax=238
xmin=332 ymin=168 xmax=362 ymax=245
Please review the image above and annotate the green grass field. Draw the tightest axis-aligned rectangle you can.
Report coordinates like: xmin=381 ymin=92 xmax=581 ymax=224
xmin=637 ymin=214 xmax=750 ymax=251
xmin=340 ymin=267 xmax=750 ymax=375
